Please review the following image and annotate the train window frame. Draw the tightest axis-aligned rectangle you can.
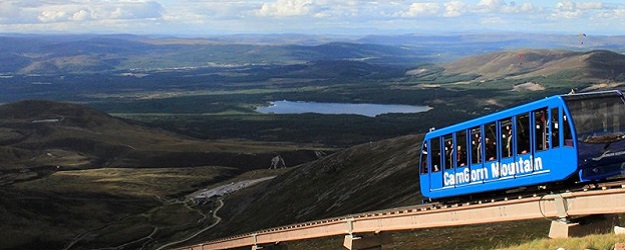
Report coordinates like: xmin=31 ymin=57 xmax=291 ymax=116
xmin=563 ymin=113 xmax=573 ymax=147
xmin=534 ymin=108 xmax=549 ymax=151
xmin=551 ymin=107 xmax=560 ymax=148
xmin=443 ymin=134 xmax=454 ymax=170
xmin=419 ymin=141 xmax=428 ymax=174
xmin=485 ymin=122 xmax=497 ymax=161
xmin=516 ymin=113 xmax=530 ymax=155
xmin=500 ymin=118 xmax=513 ymax=158
xmin=431 ymin=137 xmax=441 ymax=172
xmin=470 ymin=126 xmax=482 ymax=164
xmin=457 ymin=130 xmax=467 ymax=167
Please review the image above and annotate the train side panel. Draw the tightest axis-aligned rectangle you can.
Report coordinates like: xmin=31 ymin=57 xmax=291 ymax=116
xmin=419 ymin=95 xmax=579 ymax=199
xmin=420 ymin=90 xmax=625 ymax=200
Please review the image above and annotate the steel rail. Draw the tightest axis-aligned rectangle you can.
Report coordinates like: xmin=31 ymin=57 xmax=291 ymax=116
xmin=173 ymin=186 xmax=625 ymax=250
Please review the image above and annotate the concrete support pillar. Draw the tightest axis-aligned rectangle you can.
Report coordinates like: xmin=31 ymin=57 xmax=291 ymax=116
xmin=549 ymin=214 xmax=619 ymax=238
xmin=343 ymin=233 xmax=392 ymax=250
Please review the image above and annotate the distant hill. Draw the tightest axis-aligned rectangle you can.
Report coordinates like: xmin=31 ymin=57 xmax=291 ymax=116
xmin=0 ymin=100 xmax=328 ymax=172
xmin=0 ymin=35 xmax=420 ymax=74
xmin=442 ymin=49 xmax=625 ymax=82
xmin=4 ymin=33 xmax=625 ymax=74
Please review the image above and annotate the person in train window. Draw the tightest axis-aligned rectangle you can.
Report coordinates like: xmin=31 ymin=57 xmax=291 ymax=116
xmin=447 ymin=141 xmax=454 ymax=168
xmin=457 ymin=145 xmax=466 ymax=166
xmin=485 ymin=137 xmax=496 ymax=160
xmin=504 ymin=125 xmax=512 ymax=157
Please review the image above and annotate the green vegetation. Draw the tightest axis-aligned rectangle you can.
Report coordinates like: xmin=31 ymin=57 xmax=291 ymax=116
xmin=504 ymin=233 xmax=625 ymax=250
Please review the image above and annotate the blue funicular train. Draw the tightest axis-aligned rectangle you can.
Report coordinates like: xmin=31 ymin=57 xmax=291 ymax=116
xmin=419 ymin=90 xmax=625 ymax=200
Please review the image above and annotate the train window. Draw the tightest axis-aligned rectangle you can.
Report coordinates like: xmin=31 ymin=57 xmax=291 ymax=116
xmin=457 ymin=130 xmax=467 ymax=167
xmin=565 ymin=95 xmax=625 ymax=145
xmin=534 ymin=108 xmax=548 ymax=151
xmin=516 ymin=113 xmax=530 ymax=155
xmin=431 ymin=137 xmax=441 ymax=172
xmin=470 ymin=127 xmax=481 ymax=164
xmin=420 ymin=141 xmax=428 ymax=174
xmin=500 ymin=118 xmax=513 ymax=158
xmin=485 ymin=122 xmax=497 ymax=161
xmin=551 ymin=108 xmax=560 ymax=148
xmin=563 ymin=114 xmax=573 ymax=147
xmin=444 ymin=135 xmax=454 ymax=169
xmin=608 ymin=99 xmax=625 ymax=132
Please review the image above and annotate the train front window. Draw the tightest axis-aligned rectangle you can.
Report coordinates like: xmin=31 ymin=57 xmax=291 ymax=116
xmin=565 ymin=95 xmax=625 ymax=144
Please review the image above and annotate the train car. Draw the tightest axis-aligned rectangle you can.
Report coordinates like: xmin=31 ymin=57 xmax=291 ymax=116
xmin=419 ymin=90 xmax=625 ymax=200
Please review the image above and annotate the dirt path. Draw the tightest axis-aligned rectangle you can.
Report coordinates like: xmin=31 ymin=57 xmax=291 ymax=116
xmin=155 ymin=198 xmax=224 ymax=250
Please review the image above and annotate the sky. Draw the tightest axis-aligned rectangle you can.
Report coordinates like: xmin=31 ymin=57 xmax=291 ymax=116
xmin=1 ymin=0 xmax=625 ymax=36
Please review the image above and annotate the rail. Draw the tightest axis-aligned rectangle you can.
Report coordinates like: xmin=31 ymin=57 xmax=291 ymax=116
xmin=173 ymin=185 xmax=625 ymax=250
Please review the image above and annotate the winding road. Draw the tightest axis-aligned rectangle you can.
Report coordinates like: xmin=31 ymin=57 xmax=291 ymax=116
xmin=155 ymin=198 xmax=224 ymax=250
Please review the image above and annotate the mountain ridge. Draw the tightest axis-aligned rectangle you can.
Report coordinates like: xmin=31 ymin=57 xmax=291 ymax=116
xmin=442 ymin=49 xmax=625 ymax=82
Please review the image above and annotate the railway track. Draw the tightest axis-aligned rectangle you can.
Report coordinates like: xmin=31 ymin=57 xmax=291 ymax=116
xmin=171 ymin=181 xmax=625 ymax=250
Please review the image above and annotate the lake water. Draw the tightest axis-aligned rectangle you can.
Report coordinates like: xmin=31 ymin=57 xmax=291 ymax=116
xmin=256 ymin=100 xmax=431 ymax=117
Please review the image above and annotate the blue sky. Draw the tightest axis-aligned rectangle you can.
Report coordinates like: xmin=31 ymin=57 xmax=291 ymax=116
xmin=0 ymin=0 xmax=624 ymax=36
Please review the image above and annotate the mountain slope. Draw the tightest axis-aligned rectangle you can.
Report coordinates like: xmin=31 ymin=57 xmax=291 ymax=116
xmin=0 ymin=100 xmax=327 ymax=172
xmin=443 ymin=49 xmax=625 ymax=81
xmin=203 ymin=134 xmax=423 ymax=240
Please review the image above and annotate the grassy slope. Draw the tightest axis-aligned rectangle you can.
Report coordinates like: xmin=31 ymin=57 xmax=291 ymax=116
xmin=0 ymin=100 xmax=334 ymax=249
xmin=177 ymin=134 xmax=424 ymax=244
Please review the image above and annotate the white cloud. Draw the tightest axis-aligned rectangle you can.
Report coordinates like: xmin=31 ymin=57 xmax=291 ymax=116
xmin=257 ymin=0 xmax=314 ymax=17
xmin=12 ymin=0 xmax=164 ymax=24
xmin=401 ymin=3 xmax=440 ymax=17
xmin=1 ymin=0 xmax=625 ymax=35
xmin=520 ymin=3 xmax=536 ymax=12
xmin=38 ymin=10 xmax=68 ymax=22
xmin=443 ymin=1 xmax=467 ymax=17
xmin=70 ymin=9 xmax=93 ymax=21
xmin=551 ymin=1 xmax=602 ymax=19
xmin=477 ymin=0 xmax=504 ymax=12
xmin=475 ymin=0 xmax=537 ymax=14
xmin=577 ymin=2 xmax=603 ymax=10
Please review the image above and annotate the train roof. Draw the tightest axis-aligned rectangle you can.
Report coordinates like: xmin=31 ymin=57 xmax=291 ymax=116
xmin=425 ymin=90 xmax=623 ymax=138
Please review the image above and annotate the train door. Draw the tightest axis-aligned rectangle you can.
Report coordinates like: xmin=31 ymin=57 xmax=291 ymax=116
xmin=442 ymin=134 xmax=455 ymax=188
xmin=429 ymin=137 xmax=443 ymax=191
xmin=455 ymin=130 xmax=471 ymax=187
